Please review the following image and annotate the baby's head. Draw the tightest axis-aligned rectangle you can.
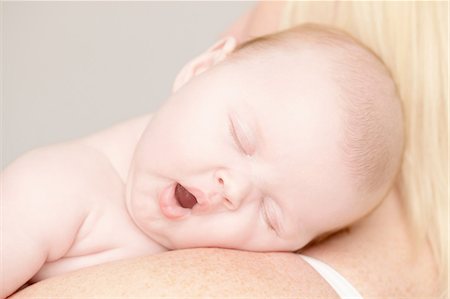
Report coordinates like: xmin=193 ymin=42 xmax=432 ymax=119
xmin=126 ymin=24 xmax=404 ymax=252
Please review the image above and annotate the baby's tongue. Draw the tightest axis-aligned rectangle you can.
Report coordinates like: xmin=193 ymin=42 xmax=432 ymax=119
xmin=175 ymin=184 xmax=197 ymax=209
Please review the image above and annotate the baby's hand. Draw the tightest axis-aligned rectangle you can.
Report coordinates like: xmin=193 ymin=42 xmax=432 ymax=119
xmin=1 ymin=143 xmax=90 ymax=298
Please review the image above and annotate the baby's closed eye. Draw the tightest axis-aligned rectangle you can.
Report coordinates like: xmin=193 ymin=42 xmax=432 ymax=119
xmin=228 ymin=112 xmax=256 ymax=156
xmin=260 ymin=198 xmax=279 ymax=234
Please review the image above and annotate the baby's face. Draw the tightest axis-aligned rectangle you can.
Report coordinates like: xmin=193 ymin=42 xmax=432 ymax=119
xmin=127 ymin=53 xmax=365 ymax=251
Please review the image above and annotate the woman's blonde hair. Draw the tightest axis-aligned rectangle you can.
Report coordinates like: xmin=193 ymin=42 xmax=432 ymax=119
xmin=278 ymin=1 xmax=448 ymax=296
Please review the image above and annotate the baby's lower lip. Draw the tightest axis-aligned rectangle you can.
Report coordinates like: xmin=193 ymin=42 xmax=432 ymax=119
xmin=159 ymin=183 xmax=191 ymax=219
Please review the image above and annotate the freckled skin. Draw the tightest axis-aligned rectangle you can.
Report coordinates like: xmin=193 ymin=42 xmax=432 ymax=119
xmin=11 ymin=249 xmax=338 ymax=298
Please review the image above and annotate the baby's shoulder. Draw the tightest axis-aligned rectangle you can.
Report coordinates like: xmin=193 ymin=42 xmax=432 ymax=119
xmin=5 ymin=113 xmax=153 ymax=197
xmin=2 ymin=141 xmax=137 ymax=289
xmin=4 ymin=140 xmax=124 ymax=207
xmin=2 ymin=141 xmax=123 ymax=273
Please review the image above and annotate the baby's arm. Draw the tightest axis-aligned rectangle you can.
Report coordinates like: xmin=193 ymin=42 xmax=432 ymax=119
xmin=1 ymin=145 xmax=89 ymax=298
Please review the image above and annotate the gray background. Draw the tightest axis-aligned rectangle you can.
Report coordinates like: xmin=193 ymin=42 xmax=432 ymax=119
xmin=2 ymin=1 xmax=255 ymax=168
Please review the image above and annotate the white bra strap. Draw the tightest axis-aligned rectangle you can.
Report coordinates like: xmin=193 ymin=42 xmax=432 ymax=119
xmin=300 ymin=254 xmax=364 ymax=299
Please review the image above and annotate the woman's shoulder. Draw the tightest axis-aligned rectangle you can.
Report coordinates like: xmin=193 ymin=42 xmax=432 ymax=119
xmin=13 ymin=249 xmax=339 ymax=298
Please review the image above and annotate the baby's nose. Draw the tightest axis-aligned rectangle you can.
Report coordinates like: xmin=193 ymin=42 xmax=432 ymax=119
xmin=214 ymin=169 xmax=253 ymax=210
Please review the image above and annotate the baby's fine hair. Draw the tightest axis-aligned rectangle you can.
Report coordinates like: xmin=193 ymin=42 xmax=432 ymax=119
xmin=230 ymin=24 xmax=404 ymax=199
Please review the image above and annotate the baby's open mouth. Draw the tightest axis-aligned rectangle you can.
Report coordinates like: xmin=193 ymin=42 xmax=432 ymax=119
xmin=175 ymin=183 xmax=198 ymax=209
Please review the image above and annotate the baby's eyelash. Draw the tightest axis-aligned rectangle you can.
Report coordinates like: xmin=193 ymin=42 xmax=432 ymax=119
xmin=261 ymin=201 xmax=276 ymax=232
xmin=228 ymin=118 xmax=247 ymax=154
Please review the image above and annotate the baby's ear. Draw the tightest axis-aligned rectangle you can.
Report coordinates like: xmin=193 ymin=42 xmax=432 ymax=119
xmin=172 ymin=36 xmax=237 ymax=93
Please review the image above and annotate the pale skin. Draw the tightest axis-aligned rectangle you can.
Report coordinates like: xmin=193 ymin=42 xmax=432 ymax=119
xmin=2 ymin=4 xmax=439 ymax=297
xmin=3 ymin=35 xmax=367 ymax=296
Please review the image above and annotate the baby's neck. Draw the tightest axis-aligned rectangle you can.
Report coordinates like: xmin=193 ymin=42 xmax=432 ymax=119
xmin=80 ymin=113 xmax=153 ymax=183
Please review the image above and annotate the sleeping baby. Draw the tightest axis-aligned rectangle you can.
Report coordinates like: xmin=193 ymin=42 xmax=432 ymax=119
xmin=1 ymin=24 xmax=404 ymax=298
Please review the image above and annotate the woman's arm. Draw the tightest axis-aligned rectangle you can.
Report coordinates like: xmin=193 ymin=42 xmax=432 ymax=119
xmin=11 ymin=249 xmax=338 ymax=298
